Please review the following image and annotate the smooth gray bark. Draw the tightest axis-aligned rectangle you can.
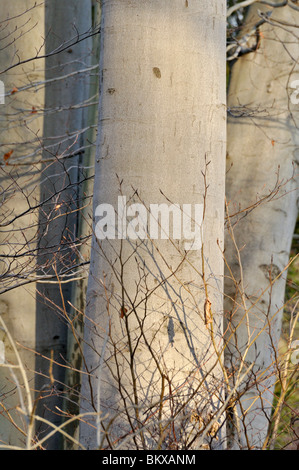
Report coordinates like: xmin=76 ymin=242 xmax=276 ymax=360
xmin=35 ymin=0 xmax=92 ymax=449
xmin=64 ymin=1 xmax=101 ymax=449
xmin=0 ymin=1 xmax=44 ymax=447
xmin=80 ymin=0 xmax=226 ymax=450
xmin=225 ymin=2 xmax=299 ymax=449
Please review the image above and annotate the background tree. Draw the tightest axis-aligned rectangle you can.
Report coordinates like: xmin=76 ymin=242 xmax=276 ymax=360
xmin=225 ymin=1 xmax=299 ymax=449
xmin=0 ymin=0 xmax=45 ymax=447
xmin=0 ymin=0 xmax=97 ymax=449
xmin=34 ymin=0 xmax=93 ymax=449
xmin=64 ymin=0 xmax=101 ymax=449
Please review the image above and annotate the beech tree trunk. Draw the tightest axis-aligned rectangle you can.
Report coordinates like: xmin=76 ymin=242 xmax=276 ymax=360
xmin=64 ymin=0 xmax=101 ymax=449
xmin=80 ymin=0 xmax=226 ymax=450
xmin=225 ymin=2 xmax=299 ymax=449
xmin=0 ymin=1 xmax=44 ymax=447
xmin=35 ymin=0 xmax=92 ymax=449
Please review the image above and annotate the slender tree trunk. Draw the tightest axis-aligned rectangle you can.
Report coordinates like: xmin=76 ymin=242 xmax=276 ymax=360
xmin=64 ymin=1 xmax=101 ymax=449
xmin=225 ymin=2 xmax=299 ymax=449
xmin=0 ymin=1 xmax=44 ymax=447
xmin=80 ymin=0 xmax=226 ymax=450
xmin=35 ymin=0 xmax=92 ymax=449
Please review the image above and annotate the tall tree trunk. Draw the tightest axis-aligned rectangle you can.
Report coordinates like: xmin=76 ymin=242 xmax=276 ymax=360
xmin=35 ymin=0 xmax=92 ymax=449
xmin=0 ymin=1 xmax=44 ymax=448
xmin=225 ymin=2 xmax=299 ymax=449
xmin=64 ymin=0 xmax=101 ymax=449
xmin=80 ymin=0 xmax=226 ymax=450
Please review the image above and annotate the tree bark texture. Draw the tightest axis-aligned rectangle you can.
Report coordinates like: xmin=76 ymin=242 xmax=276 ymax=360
xmin=225 ymin=2 xmax=299 ymax=449
xmin=0 ymin=0 xmax=45 ymax=447
xmin=80 ymin=0 xmax=226 ymax=450
xmin=35 ymin=0 xmax=92 ymax=449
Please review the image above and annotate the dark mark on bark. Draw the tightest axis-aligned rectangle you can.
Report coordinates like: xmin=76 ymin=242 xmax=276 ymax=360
xmin=153 ymin=67 xmax=161 ymax=79
xmin=259 ymin=264 xmax=281 ymax=281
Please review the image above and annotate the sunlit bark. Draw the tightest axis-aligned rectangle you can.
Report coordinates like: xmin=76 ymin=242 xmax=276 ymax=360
xmin=80 ymin=0 xmax=226 ymax=450
xmin=225 ymin=2 xmax=299 ymax=449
